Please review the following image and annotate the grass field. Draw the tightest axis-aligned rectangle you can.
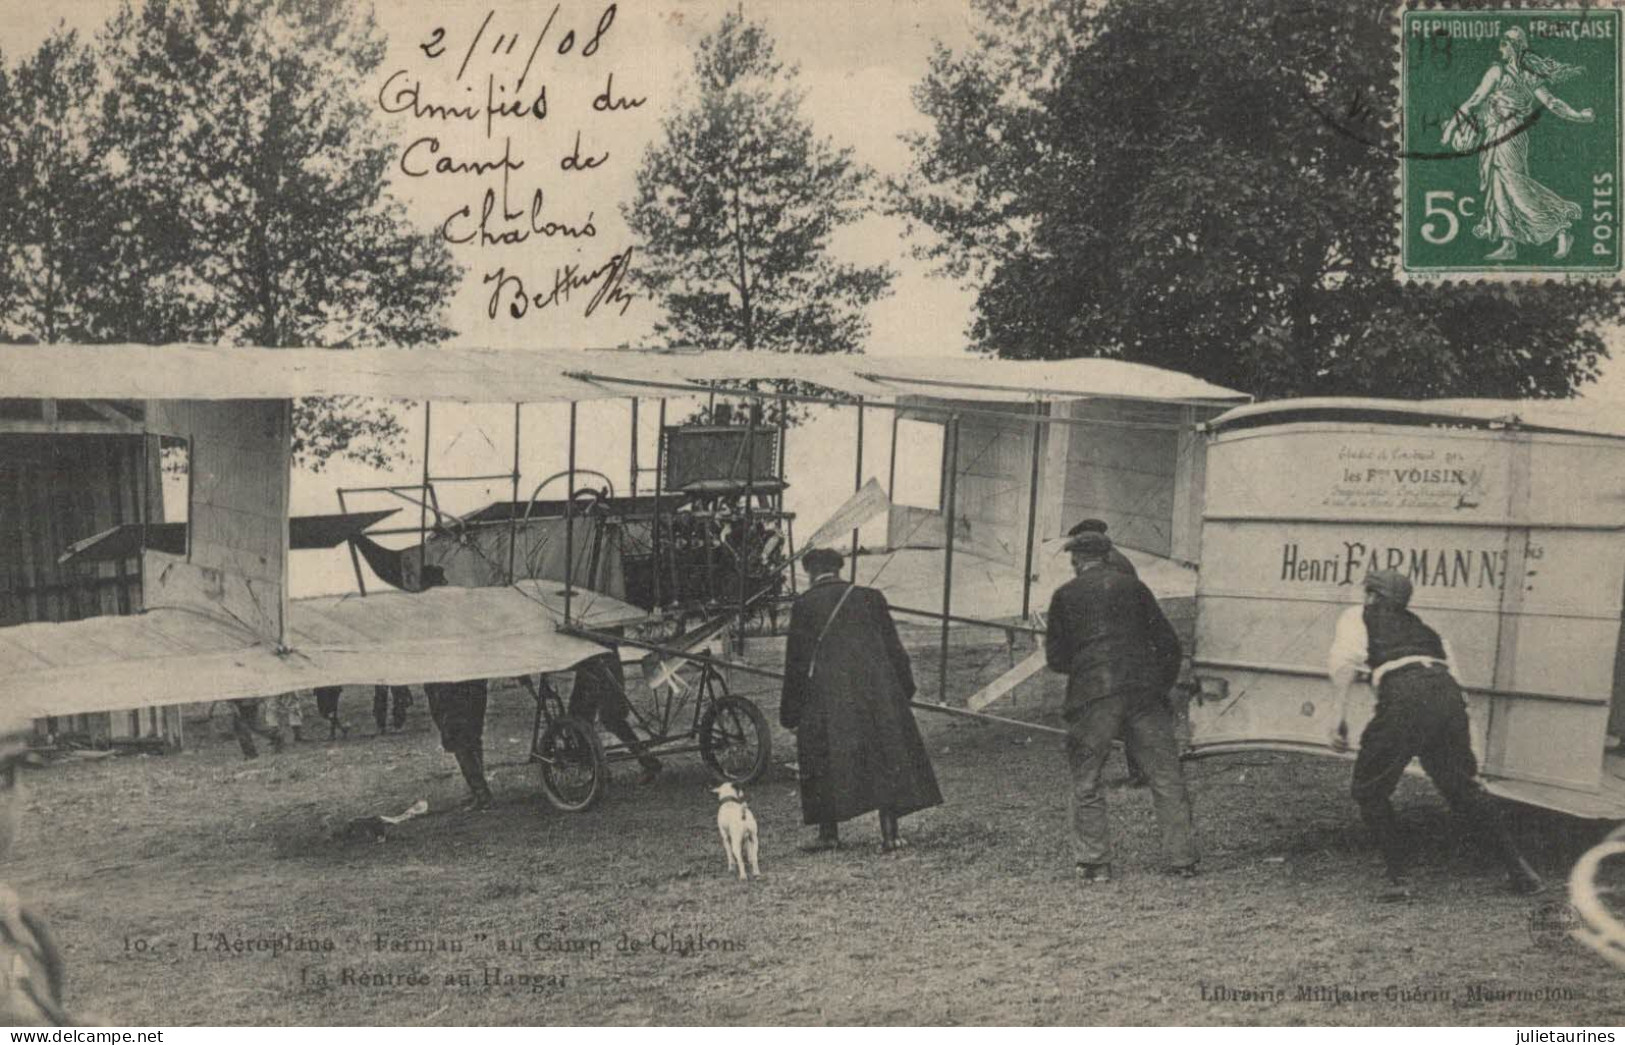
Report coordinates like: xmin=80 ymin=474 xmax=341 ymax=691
xmin=11 ymin=640 xmax=1625 ymax=1026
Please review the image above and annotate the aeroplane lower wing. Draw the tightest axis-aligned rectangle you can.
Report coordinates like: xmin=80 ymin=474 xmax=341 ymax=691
xmin=0 ymin=585 xmax=632 ymax=720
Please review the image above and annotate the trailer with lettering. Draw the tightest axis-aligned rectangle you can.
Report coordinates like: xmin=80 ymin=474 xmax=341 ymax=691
xmin=1186 ymin=398 xmax=1625 ymax=819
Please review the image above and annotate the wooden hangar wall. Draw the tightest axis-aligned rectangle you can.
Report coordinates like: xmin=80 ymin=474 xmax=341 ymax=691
xmin=0 ymin=398 xmax=178 ymax=746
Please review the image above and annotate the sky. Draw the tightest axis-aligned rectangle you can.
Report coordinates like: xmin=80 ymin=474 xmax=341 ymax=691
xmin=5 ymin=0 xmax=1624 ymax=592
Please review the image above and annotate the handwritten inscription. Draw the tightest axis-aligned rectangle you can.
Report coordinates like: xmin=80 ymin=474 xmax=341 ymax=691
xmin=1323 ymin=442 xmax=1490 ymax=511
xmin=379 ymin=3 xmax=646 ymax=322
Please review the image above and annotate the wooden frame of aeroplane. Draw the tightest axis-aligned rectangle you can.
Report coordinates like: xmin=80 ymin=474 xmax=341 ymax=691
xmin=0 ymin=343 xmax=1247 ymax=777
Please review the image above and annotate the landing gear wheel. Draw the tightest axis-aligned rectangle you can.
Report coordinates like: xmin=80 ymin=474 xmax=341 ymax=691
xmin=699 ymin=695 xmax=772 ymax=784
xmin=535 ymin=715 xmax=606 ymax=812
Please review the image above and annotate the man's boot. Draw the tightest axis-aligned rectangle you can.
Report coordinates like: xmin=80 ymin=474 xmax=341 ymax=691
xmin=879 ymin=809 xmax=907 ymax=852
xmin=454 ymin=749 xmax=493 ymax=811
xmin=1507 ymin=855 xmax=1545 ymax=895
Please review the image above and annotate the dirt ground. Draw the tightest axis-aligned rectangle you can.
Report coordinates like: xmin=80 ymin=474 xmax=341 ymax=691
xmin=11 ymin=639 xmax=1625 ymax=1026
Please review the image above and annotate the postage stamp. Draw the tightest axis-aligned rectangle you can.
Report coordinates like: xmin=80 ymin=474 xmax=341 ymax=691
xmin=1399 ymin=4 xmax=1623 ymax=281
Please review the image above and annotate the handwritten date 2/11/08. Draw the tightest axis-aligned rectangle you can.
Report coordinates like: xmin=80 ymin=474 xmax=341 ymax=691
xmin=484 ymin=249 xmax=637 ymax=321
xmin=421 ymin=5 xmax=619 ymax=83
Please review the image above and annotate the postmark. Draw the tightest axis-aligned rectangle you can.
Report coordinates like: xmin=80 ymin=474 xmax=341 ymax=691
xmin=1529 ymin=899 xmax=1583 ymax=949
xmin=1399 ymin=3 xmax=1623 ymax=281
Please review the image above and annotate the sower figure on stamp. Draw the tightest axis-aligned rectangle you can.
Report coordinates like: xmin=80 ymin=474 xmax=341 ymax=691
xmin=780 ymin=548 xmax=942 ymax=853
xmin=1442 ymin=26 xmax=1594 ymax=262
xmin=1328 ymin=569 xmax=1544 ymax=901
xmin=1045 ymin=532 xmax=1196 ymax=883
xmin=1066 ymin=518 xmax=1147 ymax=788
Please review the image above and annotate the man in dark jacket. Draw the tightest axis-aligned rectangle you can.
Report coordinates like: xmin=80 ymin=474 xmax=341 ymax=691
xmin=780 ymin=548 xmax=942 ymax=852
xmin=1328 ymin=569 xmax=1544 ymax=900
xmin=1067 ymin=518 xmax=1147 ymax=787
xmin=1045 ymin=532 xmax=1196 ymax=882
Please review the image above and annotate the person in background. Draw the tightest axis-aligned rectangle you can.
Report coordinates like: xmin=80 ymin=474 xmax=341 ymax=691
xmin=1045 ymin=532 xmax=1196 ymax=883
xmin=265 ymin=692 xmax=305 ymax=744
xmin=229 ymin=698 xmax=283 ymax=759
xmin=424 ymin=678 xmax=494 ymax=811
xmin=1328 ymin=569 xmax=1544 ymax=900
xmin=373 ymin=685 xmax=412 ymax=735
xmin=780 ymin=547 xmax=942 ymax=852
xmin=314 ymin=686 xmax=348 ymax=740
xmin=569 ymin=652 xmax=663 ymax=785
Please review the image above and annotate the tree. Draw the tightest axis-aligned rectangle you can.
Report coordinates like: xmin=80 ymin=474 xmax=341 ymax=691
xmin=624 ymin=11 xmax=893 ymax=356
xmin=85 ymin=0 xmax=462 ymax=468
xmin=0 ymin=28 xmax=112 ymax=345
xmin=898 ymin=0 xmax=1624 ymax=399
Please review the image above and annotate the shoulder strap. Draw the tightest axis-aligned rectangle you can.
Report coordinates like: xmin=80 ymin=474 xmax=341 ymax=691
xmin=806 ymin=583 xmax=857 ymax=680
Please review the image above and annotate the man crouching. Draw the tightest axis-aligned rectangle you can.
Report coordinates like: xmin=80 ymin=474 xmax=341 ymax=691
xmin=1328 ymin=569 xmax=1543 ymax=900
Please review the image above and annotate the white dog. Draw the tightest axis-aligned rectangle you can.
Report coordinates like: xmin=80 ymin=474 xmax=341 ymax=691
xmin=713 ymin=782 xmax=760 ymax=881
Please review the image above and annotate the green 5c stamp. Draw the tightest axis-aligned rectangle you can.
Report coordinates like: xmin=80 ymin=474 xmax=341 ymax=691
xmin=1401 ymin=5 xmax=1622 ymax=280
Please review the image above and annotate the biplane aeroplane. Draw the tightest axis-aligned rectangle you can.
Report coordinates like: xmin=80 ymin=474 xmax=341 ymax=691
xmin=7 ymin=344 xmax=1625 ymax=828
xmin=0 ymin=342 xmax=1241 ymax=812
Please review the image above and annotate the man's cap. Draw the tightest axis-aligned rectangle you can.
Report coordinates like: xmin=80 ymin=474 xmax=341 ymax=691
xmin=1064 ymin=532 xmax=1113 ymax=557
xmin=1363 ymin=569 xmax=1413 ymax=607
xmin=1067 ymin=519 xmax=1110 ymax=537
xmin=803 ymin=548 xmax=845 ymax=575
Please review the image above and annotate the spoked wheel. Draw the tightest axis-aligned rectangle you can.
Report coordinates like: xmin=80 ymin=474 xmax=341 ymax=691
xmin=699 ymin=694 xmax=772 ymax=784
xmin=534 ymin=715 xmax=607 ymax=812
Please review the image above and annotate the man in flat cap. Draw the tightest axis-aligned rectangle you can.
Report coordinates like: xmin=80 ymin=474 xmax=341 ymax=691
xmin=1067 ymin=519 xmax=1138 ymax=578
xmin=780 ymin=548 xmax=942 ymax=852
xmin=1045 ymin=531 xmax=1195 ymax=882
xmin=1066 ymin=519 xmax=1148 ymax=787
xmin=1328 ymin=569 xmax=1544 ymax=900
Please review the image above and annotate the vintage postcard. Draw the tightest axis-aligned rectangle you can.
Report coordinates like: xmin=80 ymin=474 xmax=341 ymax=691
xmin=1400 ymin=4 xmax=1624 ymax=280
xmin=2 ymin=0 xmax=1625 ymax=1033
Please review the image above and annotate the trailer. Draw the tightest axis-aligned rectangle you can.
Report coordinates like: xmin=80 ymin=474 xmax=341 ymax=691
xmin=1186 ymin=398 xmax=1625 ymax=819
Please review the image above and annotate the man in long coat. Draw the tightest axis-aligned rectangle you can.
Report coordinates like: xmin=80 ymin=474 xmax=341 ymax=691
xmin=780 ymin=548 xmax=942 ymax=851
